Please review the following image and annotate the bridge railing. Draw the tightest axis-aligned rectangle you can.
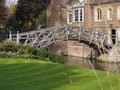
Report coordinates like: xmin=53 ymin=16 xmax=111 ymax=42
xmin=8 ymin=25 xmax=68 ymax=48
xmin=8 ymin=25 xmax=120 ymax=52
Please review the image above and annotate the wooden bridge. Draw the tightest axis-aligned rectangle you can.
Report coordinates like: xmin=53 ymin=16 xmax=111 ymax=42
xmin=8 ymin=25 xmax=118 ymax=54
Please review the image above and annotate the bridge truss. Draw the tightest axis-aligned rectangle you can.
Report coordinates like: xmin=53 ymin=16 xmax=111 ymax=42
xmin=8 ymin=25 xmax=118 ymax=55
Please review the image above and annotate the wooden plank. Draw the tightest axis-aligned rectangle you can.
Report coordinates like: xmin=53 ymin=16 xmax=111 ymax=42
xmin=89 ymin=31 xmax=94 ymax=44
xmin=9 ymin=25 xmax=117 ymax=52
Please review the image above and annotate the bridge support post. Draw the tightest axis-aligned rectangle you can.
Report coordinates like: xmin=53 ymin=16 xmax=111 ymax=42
xmin=52 ymin=29 xmax=56 ymax=43
xmin=9 ymin=31 xmax=12 ymax=41
xmin=65 ymin=26 xmax=69 ymax=40
xmin=89 ymin=31 xmax=94 ymax=44
xmin=17 ymin=31 xmax=20 ymax=44
xmin=116 ymin=31 xmax=118 ymax=45
xmin=79 ymin=27 xmax=82 ymax=41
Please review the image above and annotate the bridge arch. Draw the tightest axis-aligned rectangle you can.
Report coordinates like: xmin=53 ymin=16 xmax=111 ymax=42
xmin=111 ymin=29 xmax=116 ymax=45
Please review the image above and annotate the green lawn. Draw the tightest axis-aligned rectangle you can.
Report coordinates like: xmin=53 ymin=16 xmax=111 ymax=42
xmin=0 ymin=58 xmax=120 ymax=90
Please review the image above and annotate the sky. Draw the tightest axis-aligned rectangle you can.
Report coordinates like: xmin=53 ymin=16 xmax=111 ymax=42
xmin=6 ymin=0 xmax=18 ymax=7
xmin=80 ymin=0 xmax=84 ymax=2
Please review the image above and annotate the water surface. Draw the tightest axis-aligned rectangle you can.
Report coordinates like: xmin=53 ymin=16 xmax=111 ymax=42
xmin=64 ymin=56 xmax=120 ymax=73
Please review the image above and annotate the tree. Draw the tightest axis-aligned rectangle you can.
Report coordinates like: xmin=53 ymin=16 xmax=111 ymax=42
xmin=5 ymin=3 xmax=19 ymax=33
xmin=36 ymin=10 xmax=46 ymax=28
xmin=0 ymin=0 xmax=6 ymax=25
xmin=7 ymin=3 xmax=16 ymax=18
xmin=16 ymin=0 xmax=50 ymax=31
xmin=0 ymin=0 xmax=7 ymax=41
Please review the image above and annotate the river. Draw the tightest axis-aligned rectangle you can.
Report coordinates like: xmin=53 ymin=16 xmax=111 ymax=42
xmin=64 ymin=56 xmax=120 ymax=73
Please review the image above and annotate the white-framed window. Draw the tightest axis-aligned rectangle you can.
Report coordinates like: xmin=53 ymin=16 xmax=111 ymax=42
xmin=117 ymin=6 xmax=120 ymax=20
xmin=73 ymin=8 xmax=84 ymax=22
xmin=107 ymin=8 xmax=112 ymax=20
xmin=80 ymin=8 xmax=83 ymax=21
xmin=95 ymin=8 xmax=102 ymax=21
xmin=74 ymin=9 xmax=79 ymax=22
xmin=67 ymin=11 xmax=73 ymax=24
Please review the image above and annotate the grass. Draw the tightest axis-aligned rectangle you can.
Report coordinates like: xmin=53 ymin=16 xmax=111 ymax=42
xmin=0 ymin=58 xmax=119 ymax=90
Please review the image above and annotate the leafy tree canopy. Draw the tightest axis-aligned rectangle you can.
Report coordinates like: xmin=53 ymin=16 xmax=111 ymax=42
xmin=16 ymin=0 xmax=50 ymax=31
xmin=4 ymin=3 xmax=18 ymax=33
xmin=0 ymin=0 xmax=7 ymax=25
xmin=7 ymin=3 xmax=16 ymax=18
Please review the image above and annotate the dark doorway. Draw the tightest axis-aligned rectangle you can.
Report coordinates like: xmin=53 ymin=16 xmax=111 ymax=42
xmin=111 ymin=29 xmax=116 ymax=45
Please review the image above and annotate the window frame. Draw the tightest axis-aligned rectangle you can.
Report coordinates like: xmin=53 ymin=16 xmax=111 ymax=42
xmin=74 ymin=9 xmax=79 ymax=22
xmin=107 ymin=8 xmax=113 ymax=21
xmin=67 ymin=10 xmax=73 ymax=24
xmin=73 ymin=8 xmax=84 ymax=22
xmin=80 ymin=8 xmax=84 ymax=22
xmin=95 ymin=8 xmax=102 ymax=21
xmin=117 ymin=6 xmax=120 ymax=20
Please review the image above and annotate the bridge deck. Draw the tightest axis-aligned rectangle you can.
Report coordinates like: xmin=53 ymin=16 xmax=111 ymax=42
xmin=8 ymin=25 xmax=118 ymax=55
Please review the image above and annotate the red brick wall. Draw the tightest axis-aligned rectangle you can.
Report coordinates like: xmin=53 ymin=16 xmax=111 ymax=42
xmin=47 ymin=1 xmax=120 ymax=29
xmin=47 ymin=41 xmax=93 ymax=57
xmin=93 ymin=3 xmax=120 ymax=30
xmin=46 ymin=0 xmax=61 ymax=26
xmin=46 ymin=0 xmax=67 ymax=27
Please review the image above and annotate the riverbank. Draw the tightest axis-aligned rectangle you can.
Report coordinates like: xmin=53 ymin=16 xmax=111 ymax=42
xmin=0 ymin=58 xmax=120 ymax=90
xmin=64 ymin=55 xmax=120 ymax=73
xmin=47 ymin=41 xmax=120 ymax=63
xmin=98 ymin=45 xmax=120 ymax=63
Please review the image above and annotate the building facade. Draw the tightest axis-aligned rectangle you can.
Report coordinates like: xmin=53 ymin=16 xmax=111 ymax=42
xmin=46 ymin=0 xmax=120 ymax=44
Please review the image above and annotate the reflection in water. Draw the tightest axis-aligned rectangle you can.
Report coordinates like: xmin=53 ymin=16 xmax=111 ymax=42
xmin=64 ymin=56 xmax=120 ymax=73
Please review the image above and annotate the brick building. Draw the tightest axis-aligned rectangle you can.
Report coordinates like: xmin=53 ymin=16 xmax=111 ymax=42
xmin=47 ymin=0 xmax=120 ymax=44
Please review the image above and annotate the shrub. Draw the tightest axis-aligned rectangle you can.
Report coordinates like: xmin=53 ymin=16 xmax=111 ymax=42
xmin=37 ymin=49 xmax=48 ymax=60
xmin=0 ymin=42 xmax=18 ymax=52
xmin=0 ymin=52 xmax=8 ymax=58
xmin=0 ymin=42 xmax=64 ymax=64
xmin=27 ymin=47 xmax=37 ymax=55
xmin=0 ymin=44 xmax=3 ymax=51
xmin=55 ymin=56 xmax=64 ymax=63
xmin=47 ymin=52 xmax=55 ymax=62
xmin=18 ymin=54 xmax=30 ymax=59
xmin=46 ymin=52 xmax=64 ymax=63
xmin=16 ymin=44 xmax=28 ymax=55
xmin=16 ymin=44 xmax=25 ymax=49
xmin=18 ymin=48 xmax=28 ymax=54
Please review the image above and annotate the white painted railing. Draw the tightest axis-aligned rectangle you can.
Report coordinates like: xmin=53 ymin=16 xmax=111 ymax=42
xmin=8 ymin=25 xmax=120 ymax=54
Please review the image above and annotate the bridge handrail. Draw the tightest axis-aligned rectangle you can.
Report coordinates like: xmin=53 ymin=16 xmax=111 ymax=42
xmin=8 ymin=25 xmax=120 ymax=53
xmin=19 ymin=25 xmax=67 ymax=35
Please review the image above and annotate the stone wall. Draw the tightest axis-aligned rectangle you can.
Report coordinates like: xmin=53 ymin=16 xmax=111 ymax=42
xmin=47 ymin=41 xmax=93 ymax=58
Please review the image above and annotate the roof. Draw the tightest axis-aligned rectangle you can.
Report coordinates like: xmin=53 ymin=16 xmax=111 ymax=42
xmin=57 ymin=0 xmax=68 ymax=8
xmin=57 ymin=0 xmax=83 ymax=8
xmin=91 ymin=0 xmax=120 ymax=5
xmin=57 ymin=0 xmax=120 ymax=8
